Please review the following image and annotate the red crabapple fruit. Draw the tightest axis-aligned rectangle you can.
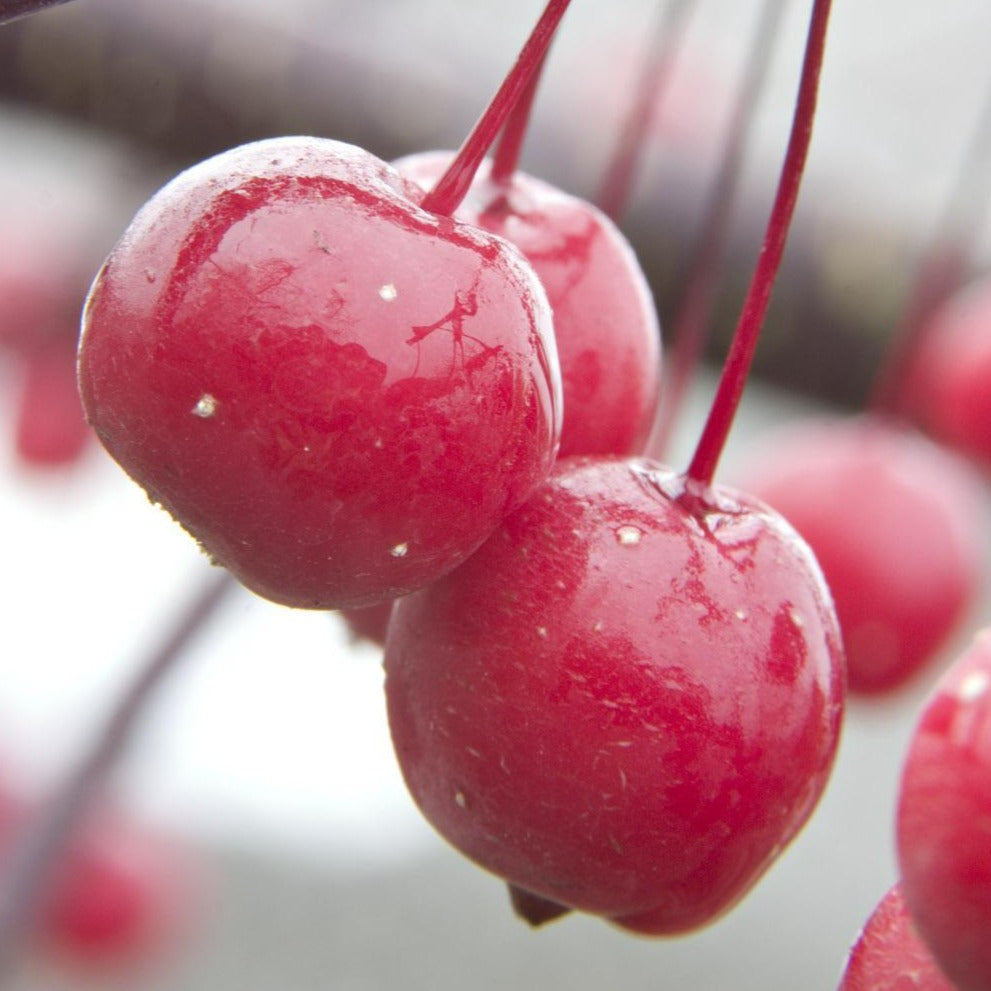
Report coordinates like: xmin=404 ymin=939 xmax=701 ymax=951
xmin=897 ymin=627 xmax=991 ymax=991
xmin=78 ymin=136 xmax=562 ymax=609
xmin=737 ymin=416 xmax=984 ymax=694
xmin=15 ymin=341 xmax=91 ymax=467
xmin=385 ymin=456 xmax=843 ymax=934
xmin=836 ymin=883 xmax=954 ymax=991
xmin=899 ymin=275 xmax=991 ymax=473
xmin=397 ymin=153 xmax=661 ymax=458
xmin=38 ymin=810 xmax=198 ymax=973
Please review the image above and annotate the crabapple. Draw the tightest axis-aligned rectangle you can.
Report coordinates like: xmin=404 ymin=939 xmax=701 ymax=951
xmin=37 ymin=810 xmax=198 ymax=973
xmin=397 ymin=153 xmax=661 ymax=458
xmin=899 ymin=275 xmax=991 ymax=473
xmin=78 ymin=136 xmax=562 ymax=609
xmin=14 ymin=341 xmax=91 ymax=467
xmin=897 ymin=627 xmax=991 ymax=991
xmin=836 ymin=883 xmax=954 ymax=991
xmin=737 ymin=416 xmax=984 ymax=694
xmin=0 ymin=795 xmax=196 ymax=974
xmin=385 ymin=456 xmax=843 ymax=934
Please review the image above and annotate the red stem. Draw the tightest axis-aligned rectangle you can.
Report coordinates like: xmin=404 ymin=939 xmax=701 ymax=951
xmin=870 ymin=79 xmax=991 ymax=414
xmin=420 ymin=0 xmax=572 ymax=216
xmin=649 ymin=0 xmax=786 ymax=460
xmin=685 ymin=0 xmax=832 ymax=487
xmin=490 ymin=53 xmax=547 ymax=184
xmin=595 ymin=0 xmax=696 ymax=224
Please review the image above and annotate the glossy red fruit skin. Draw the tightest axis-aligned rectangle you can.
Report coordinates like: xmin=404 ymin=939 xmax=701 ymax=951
xmin=396 ymin=153 xmax=661 ymax=458
xmin=897 ymin=629 xmax=991 ymax=991
xmin=739 ymin=416 xmax=984 ymax=695
xmin=78 ymin=137 xmax=562 ymax=609
xmin=385 ymin=457 xmax=844 ymax=934
xmin=837 ymin=883 xmax=954 ymax=991
xmin=900 ymin=277 xmax=991 ymax=472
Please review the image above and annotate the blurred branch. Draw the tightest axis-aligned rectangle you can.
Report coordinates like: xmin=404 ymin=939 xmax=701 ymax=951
xmin=0 ymin=0 xmax=73 ymax=27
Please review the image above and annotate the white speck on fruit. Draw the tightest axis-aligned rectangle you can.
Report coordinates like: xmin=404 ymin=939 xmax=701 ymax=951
xmin=192 ymin=394 xmax=218 ymax=418
xmin=144 ymin=268 xmax=157 ymax=283
xmin=454 ymin=791 xmax=467 ymax=809
xmin=373 ymin=438 xmax=384 ymax=449
xmin=390 ymin=543 xmax=408 ymax=558
xmin=593 ymin=620 xmax=604 ymax=633
xmin=536 ymin=626 xmax=548 ymax=639
xmin=379 ymin=283 xmax=398 ymax=301
xmin=735 ymin=608 xmax=748 ymax=621
xmin=789 ymin=607 xmax=805 ymax=628
xmin=959 ymin=670 xmax=990 ymax=702
xmin=616 ymin=525 xmax=642 ymax=546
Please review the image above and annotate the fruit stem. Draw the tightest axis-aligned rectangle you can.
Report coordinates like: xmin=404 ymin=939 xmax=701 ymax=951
xmin=595 ymin=0 xmax=696 ymax=224
xmin=648 ymin=0 xmax=786 ymax=460
xmin=870 ymin=80 xmax=991 ymax=415
xmin=0 ymin=0 xmax=73 ymax=25
xmin=419 ymin=0 xmax=572 ymax=216
xmin=685 ymin=0 xmax=832 ymax=488
xmin=489 ymin=53 xmax=548 ymax=184
xmin=0 ymin=571 xmax=234 ymax=979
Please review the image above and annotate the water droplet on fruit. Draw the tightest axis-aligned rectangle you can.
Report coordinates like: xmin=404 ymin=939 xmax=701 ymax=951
xmin=390 ymin=542 xmax=409 ymax=558
xmin=379 ymin=283 xmax=398 ymax=301
xmin=959 ymin=669 xmax=990 ymax=702
xmin=616 ymin=525 xmax=642 ymax=546
xmin=191 ymin=394 xmax=218 ymax=418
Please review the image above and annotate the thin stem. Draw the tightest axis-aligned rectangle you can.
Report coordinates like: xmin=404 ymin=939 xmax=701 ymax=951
xmin=595 ymin=0 xmax=696 ymax=224
xmin=649 ymin=0 xmax=786 ymax=460
xmin=0 ymin=570 xmax=235 ymax=981
xmin=419 ymin=0 xmax=572 ymax=216
xmin=0 ymin=0 xmax=72 ymax=25
xmin=686 ymin=0 xmax=832 ymax=487
xmin=490 ymin=53 xmax=548 ymax=184
xmin=870 ymin=77 xmax=991 ymax=414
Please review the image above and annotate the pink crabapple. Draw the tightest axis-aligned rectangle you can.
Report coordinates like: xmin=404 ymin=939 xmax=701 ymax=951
xmin=0 ymin=795 xmax=197 ymax=975
xmin=38 ymin=809 xmax=199 ymax=974
xmin=899 ymin=275 xmax=991 ymax=474
xmin=14 ymin=340 xmax=91 ymax=467
xmin=385 ymin=456 xmax=844 ymax=934
xmin=736 ymin=415 xmax=985 ymax=694
xmin=897 ymin=626 xmax=991 ymax=991
xmin=836 ymin=883 xmax=955 ymax=991
xmin=397 ymin=152 xmax=662 ymax=458
xmin=77 ymin=136 xmax=563 ymax=609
